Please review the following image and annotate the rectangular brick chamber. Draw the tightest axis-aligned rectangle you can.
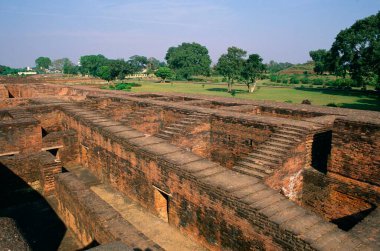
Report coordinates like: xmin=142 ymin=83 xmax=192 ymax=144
xmin=0 ymin=80 xmax=379 ymax=250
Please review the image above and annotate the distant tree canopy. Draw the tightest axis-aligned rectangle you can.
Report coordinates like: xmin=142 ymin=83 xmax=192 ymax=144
xmin=146 ymin=57 xmax=165 ymax=74
xmin=216 ymin=46 xmax=247 ymax=92
xmin=329 ymin=11 xmax=380 ymax=88
xmin=63 ymin=59 xmax=79 ymax=75
xmin=35 ymin=57 xmax=52 ymax=70
xmin=97 ymin=65 xmax=113 ymax=82
xmin=78 ymin=55 xmax=141 ymax=82
xmin=52 ymin=58 xmax=71 ymax=72
xmin=242 ymin=54 xmax=266 ymax=92
xmin=129 ymin=55 xmax=148 ymax=73
xmin=0 ymin=65 xmax=23 ymax=75
xmin=165 ymin=42 xmax=211 ymax=80
xmin=155 ymin=67 xmax=174 ymax=82
xmin=266 ymin=61 xmax=293 ymax=73
xmin=309 ymin=49 xmax=329 ymax=75
xmin=79 ymin=54 xmax=108 ymax=76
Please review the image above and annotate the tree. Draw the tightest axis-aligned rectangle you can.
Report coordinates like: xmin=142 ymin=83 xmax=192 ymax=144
xmin=52 ymin=58 xmax=71 ymax=72
xmin=146 ymin=57 xmax=164 ymax=74
xmin=216 ymin=47 xmax=247 ymax=92
xmin=35 ymin=57 xmax=52 ymax=70
xmin=165 ymin=42 xmax=211 ymax=80
xmin=63 ymin=60 xmax=79 ymax=75
xmin=309 ymin=49 xmax=329 ymax=75
xmin=128 ymin=55 xmax=148 ymax=72
xmin=266 ymin=61 xmax=293 ymax=73
xmin=241 ymin=54 xmax=266 ymax=93
xmin=329 ymin=11 xmax=380 ymax=89
xmin=155 ymin=67 xmax=174 ymax=82
xmin=79 ymin=54 xmax=107 ymax=76
xmin=97 ymin=65 xmax=113 ymax=83
xmin=107 ymin=59 xmax=135 ymax=80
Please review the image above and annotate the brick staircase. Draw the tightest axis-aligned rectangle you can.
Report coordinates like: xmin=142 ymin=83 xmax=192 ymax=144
xmin=232 ymin=125 xmax=309 ymax=179
xmin=156 ymin=112 xmax=208 ymax=140
xmin=119 ymin=106 xmax=153 ymax=124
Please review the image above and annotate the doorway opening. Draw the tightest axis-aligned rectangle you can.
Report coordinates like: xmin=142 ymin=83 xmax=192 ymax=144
xmin=153 ymin=186 xmax=170 ymax=222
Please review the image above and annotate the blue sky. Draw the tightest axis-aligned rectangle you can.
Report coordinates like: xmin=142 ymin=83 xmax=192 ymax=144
xmin=0 ymin=0 xmax=379 ymax=67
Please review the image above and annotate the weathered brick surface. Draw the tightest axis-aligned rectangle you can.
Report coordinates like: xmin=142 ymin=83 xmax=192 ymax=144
xmin=330 ymin=118 xmax=380 ymax=185
xmin=55 ymin=173 xmax=163 ymax=250
xmin=60 ymin=107 xmax=369 ymax=250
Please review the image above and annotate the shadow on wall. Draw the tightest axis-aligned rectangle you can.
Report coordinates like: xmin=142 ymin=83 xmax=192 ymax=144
xmin=331 ymin=206 xmax=376 ymax=231
xmin=0 ymin=162 xmax=67 ymax=251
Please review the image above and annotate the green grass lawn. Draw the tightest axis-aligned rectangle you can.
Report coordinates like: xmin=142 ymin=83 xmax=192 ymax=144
xmin=109 ymin=80 xmax=380 ymax=111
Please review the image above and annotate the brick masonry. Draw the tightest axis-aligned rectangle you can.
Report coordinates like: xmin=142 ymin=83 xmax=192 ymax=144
xmin=0 ymin=79 xmax=379 ymax=250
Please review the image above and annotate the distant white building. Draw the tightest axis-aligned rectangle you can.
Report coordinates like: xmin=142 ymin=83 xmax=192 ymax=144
xmin=18 ymin=71 xmax=37 ymax=75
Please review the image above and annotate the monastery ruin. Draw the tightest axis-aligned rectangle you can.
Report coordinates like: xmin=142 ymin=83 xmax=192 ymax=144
xmin=0 ymin=76 xmax=379 ymax=250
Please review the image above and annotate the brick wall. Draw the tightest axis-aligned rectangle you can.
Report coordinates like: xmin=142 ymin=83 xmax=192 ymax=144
xmin=55 ymin=173 xmax=163 ymax=250
xmin=60 ymin=109 xmax=366 ymax=250
xmin=210 ymin=116 xmax=274 ymax=168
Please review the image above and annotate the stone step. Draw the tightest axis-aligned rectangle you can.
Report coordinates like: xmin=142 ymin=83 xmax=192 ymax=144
xmin=277 ymin=129 xmax=304 ymax=136
xmin=255 ymin=148 xmax=286 ymax=158
xmin=241 ymin=156 xmax=277 ymax=167
xmin=232 ymin=165 xmax=268 ymax=179
xmin=260 ymin=145 xmax=288 ymax=154
xmin=237 ymin=161 xmax=273 ymax=173
xmin=281 ymin=125 xmax=309 ymax=132
xmin=271 ymin=133 xmax=298 ymax=141
xmin=264 ymin=141 xmax=293 ymax=149
xmin=270 ymin=137 xmax=296 ymax=145
xmin=160 ymin=130 xmax=177 ymax=135
xmin=165 ymin=127 xmax=182 ymax=132
xmin=155 ymin=133 xmax=170 ymax=140
xmin=247 ymin=152 xmax=281 ymax=163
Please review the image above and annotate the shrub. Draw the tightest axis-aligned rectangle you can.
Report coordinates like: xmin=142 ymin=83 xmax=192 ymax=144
xmin=326 ymin=102 xmax=338 ymax=107
xmin=301 ymin=77 xmax=310 ymax=84
xmin=290 ymin=77 xmax=300 ymax=84
xmin=282 ymin=79 xmax=288 ymax=84
xmin=270 ymin=75 xmax=277 ymax=82
xmin=312 ymin=78 xmax=324 ymax=85
xmin=301 ymin=99 xmax=312 ymax=105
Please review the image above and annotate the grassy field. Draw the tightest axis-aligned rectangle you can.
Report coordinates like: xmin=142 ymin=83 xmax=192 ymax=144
xmin=108 ymin=80 xmax=380 ymax=111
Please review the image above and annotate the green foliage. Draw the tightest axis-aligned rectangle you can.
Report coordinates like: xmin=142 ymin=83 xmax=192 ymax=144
xmin=282 ymin=79 xmax=288 ymax=84
xmin=0 ymin=65 xmax=23 ymax=75
xmin=266 ymin=61 xmax=293 ymax=73
xmin=63 ymin=59 xmax=78 ymax=74
xmin=155 ymin=67 xmax=174 ymax=82
xmin=312 ymin=78 xmax=324 ymax=85
xmin=52 ymin=58 xmax=71 ymax=72
xmin=128 ymin=55 xmax=148 ymax=72
xmin=216 ymin=46 xmax=247 ymax=92
xmin=97 ymin=66 xmax=113 ymax=82
xmin=165 ymin=42 xmax=211 ymax=80
xmin=309 ymin=49 xmax=329 ymax=75
xmin=290 ymin=76 xmax=300 ymax=84
xmin=269 ymin=75 xmax=277 ymax=82
xmin=35 ymin=57 xmax=52 ymax=70
xmin=326 ymin=102 xmax=338 ymax=107
xmin=301 ymin=77 xmax=310 ymax=84
xmin=241 ymin=54 xmax=265 ymax=92
xmin=329 ymin=11 xmax=380 ymax=88
xmin=79 ymin=54 xmax=107 ymax=76
xmin=104 ymin=82 xmax=141 ymax=91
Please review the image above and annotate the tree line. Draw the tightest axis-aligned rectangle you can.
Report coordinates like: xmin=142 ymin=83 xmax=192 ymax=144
xmin=309 ymin=11 xmax=379 ymax=89
xmin=2 ymin=11 xmax=378 ymax=91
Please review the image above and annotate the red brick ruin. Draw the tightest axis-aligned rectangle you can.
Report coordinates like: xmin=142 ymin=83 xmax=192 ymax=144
xmin=0 ymin=76 xmax=379 ymax=250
